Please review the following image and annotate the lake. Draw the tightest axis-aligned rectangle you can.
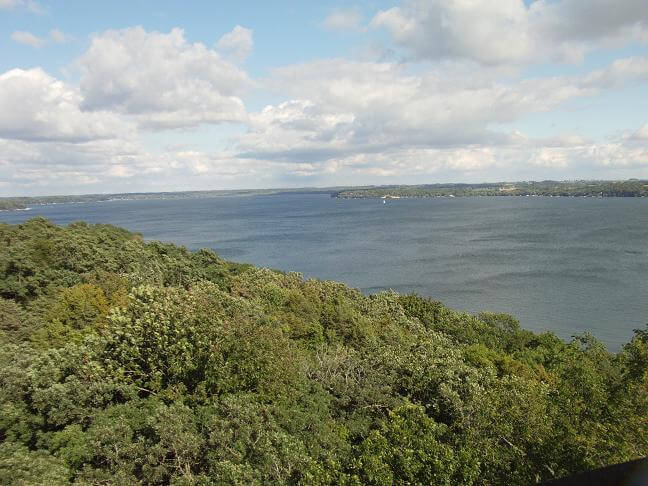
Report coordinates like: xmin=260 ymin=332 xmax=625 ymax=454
xmin=2 ymin=193 xmax=647 ymax=350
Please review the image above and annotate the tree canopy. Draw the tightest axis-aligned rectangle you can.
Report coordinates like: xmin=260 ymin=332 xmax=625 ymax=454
xmin=0 ymin=218 xmax=645 ymax=484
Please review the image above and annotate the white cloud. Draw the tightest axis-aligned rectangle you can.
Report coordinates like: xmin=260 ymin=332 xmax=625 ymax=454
xmin=372 ymin=0 xmax=532 ymax=64
xmin=371 ymin=0 xmax=648 ymax=65
xmin=0 ymin=28 xmax=264 ymax=194
xmin=11 ymin=30 xmax=46 ymax=48
xmin=79 ymin=27 xmax=252 ymax=129
xmin=221 ymin=54 xmax=648 ymax=186
xmin=2 ymin=16 xmax=648 ymax=194
xmin=216 ymin=25 xmax=254 ymax=62
xmin=9 ymin=28 xmax=72 ymax=48
xmin=0 ymin=63 xmax=269 ymax=194
xmin=632 ymin=123 xmax=648 ymax=140
xmin=0 ymin=137 xmax=156 ymax=191
xmin=282 ymin=136 xmax=648 ymax=184
xmin=0 ymin=134 xmax=276 ymax=194
xmin=237 ymin=98 xmax=356 ymax=161
xmin=50 ymin=28 xmax=72 ymax=43
xmin=0 ymin=68 xmax=130 ymax=143
xmin=582 ymin=57 xmax=648 ymax=89
xmin=240 ymin=57 xmax=648 ymax=164
xmin=323 ymin=8 xmax=365 ymax=32
xmin=0 ymin=0 xmax=44 ymax=13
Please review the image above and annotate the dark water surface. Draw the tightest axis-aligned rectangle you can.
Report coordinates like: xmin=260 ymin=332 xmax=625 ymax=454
xmin=3 ymin=194 xmax=647 ymax=350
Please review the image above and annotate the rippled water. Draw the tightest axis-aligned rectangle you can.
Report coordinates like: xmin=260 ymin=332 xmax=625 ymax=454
xmin=3 ymin=193 xmax=647 ymax=350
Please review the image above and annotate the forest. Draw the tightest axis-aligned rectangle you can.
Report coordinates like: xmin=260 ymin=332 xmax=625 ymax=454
xmin=0 ymin=218 xmax=646 ymax=485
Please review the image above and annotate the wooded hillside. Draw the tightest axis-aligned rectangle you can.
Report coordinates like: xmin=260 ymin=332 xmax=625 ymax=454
xmin=0 ymin=218 xmax=646 ymax=484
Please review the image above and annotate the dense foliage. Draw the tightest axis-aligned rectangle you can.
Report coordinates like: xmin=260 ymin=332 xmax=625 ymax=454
xmin=0 ymin=218 xmax=646 ymax=485
xmin=335 ymin=180 xmax=648 ymax=199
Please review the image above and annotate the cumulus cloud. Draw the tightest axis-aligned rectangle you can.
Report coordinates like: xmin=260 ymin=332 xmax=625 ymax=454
xmin=0 ymin=68 xmax=130 ymax=143
xmin=238 ymin=56 xmax=648 ymax=165
xmin=0 ymin=27 xmax=265 ymax=194
xmin=371 ymin=0 xmax=648 ymax=65
xmin=270 ymin=136 xmax=648 ymax=184
xmin=323 ymin=8 xmax=365 ymax=32
xmin=0 ymin=134 xmax=277 ymax=194
xmin=582 ymin=57 xmax=648 ymax=89
xmin=0 ymin=138 xmax=161 ymax=193
xmin=11 ymin=30 xmax=46 ymax=48
xmin=372 ymin=0 xmax=532 ymax=64
xmin=216 ymin=25 xmax=253 ymax=62
xmin=237 ymin=99 xmax=355 ymax=161
xmin=2 ymin=15 xmax=648 ymax=194
xmin=212 ymin=53 xmax=648 ymax=187
xmin=629 ymin=123 xmax=648 ymax=140
xmin=0 ymin=66 xmax=270 ymax=194
xmin=79 ymin=27 xmax=251 ymax=129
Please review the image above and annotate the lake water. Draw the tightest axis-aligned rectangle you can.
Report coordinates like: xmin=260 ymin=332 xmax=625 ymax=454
xmin=2 ymin=193 xmax=647 ymax=350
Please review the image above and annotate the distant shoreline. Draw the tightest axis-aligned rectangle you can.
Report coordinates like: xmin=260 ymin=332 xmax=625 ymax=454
xmin=0 ymin=187 xmax=338 ymax=211
xmin=2 ymin=179 xmax=647 ymax=211
xmin=335 ymin=193 xmax=647 ymax=199
xmin=332 ymin=179 xmax=648 ymax=200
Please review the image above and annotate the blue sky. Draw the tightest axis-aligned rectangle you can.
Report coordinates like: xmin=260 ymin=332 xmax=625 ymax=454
xmin=1 ymin=0 xmax=648 ymax=195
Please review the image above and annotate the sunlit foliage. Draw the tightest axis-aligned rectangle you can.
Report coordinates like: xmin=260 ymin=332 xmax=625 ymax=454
xmin=0 ymin=218 xmax=645 ymax=484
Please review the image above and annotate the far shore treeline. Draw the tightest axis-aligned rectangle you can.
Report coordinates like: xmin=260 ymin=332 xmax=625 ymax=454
xmin=1 ymin=179 xmax=648 ymax=211
xmin=0 ymin=189 xmax=289 ymax=211
xmin=0 ymin=218 xmax=646 ymax=484
xmin=333 ymin=179 xmax=648 ymax=199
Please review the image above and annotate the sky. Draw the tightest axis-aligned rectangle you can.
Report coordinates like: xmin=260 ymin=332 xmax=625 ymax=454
xmin=1 ymin=0 xmax=648 ymax=195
